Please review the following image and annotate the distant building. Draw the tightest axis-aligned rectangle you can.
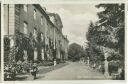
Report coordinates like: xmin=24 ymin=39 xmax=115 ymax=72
xmin=4 ymin=4 xmax=69 ymax=62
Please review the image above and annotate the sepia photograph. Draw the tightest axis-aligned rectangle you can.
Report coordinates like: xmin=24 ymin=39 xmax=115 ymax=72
xmin=3 ymin=3 xmax=125 ymax=81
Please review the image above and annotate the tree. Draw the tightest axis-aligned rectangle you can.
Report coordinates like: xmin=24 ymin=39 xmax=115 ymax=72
xmin=85 ymin=4 xmax=124 ymax=69
xmin=95 ymin=4 xmax=124 ymax=61
xmin=68 ymin=43 xmax=85 ymax=61
xmin=86 ymin=22 xmax=105 ymax=65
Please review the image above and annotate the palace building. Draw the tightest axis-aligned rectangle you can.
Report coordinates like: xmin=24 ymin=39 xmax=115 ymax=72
xmin=4 ymin=4 xmax=69 ymax=62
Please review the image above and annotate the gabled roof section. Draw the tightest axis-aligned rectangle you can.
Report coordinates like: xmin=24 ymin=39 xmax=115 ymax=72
xmin=48 ymin=12 xmax=63 ymax=29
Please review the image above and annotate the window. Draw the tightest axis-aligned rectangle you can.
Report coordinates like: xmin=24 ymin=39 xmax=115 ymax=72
xmin=50 ymin=16 xmax=55 ymax=24
xmin=10 ymin=37 xmax=14 ymax=48
xmin=41 ymin=33 xmax=44 ymax=41
xmin=24 ymin=5 xmax=28 ymax=12
xmin=23 ymin=50 xmax=28 ymax=60
xmin=23 ymin=22 xmax=28 ymax=34
xmin=34 ymin=9 xmax=37 ymax=19
xmin=41 ymin=16 xmax=43 ymax=25
xmin=33 ymin=28 xmax=37 ymax=39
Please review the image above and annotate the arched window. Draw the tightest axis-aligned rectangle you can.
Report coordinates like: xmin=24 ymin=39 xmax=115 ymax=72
xmin=33 ymin=9 xmax=37 ymax=19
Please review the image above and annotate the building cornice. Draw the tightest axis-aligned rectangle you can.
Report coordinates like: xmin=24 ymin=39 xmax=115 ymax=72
xmin=33 ymin=4 xmax=68 ymax=43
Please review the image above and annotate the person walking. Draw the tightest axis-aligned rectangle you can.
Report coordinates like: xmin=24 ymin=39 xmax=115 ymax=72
xmin=30 ymin=62 xmax=38 ymax=80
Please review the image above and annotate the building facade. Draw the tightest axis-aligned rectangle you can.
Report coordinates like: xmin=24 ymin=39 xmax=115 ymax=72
xmin=4 ymin=4 xmax=69 ymax=63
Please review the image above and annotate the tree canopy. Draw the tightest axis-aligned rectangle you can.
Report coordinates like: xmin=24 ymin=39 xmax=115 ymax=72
xmin=68 ymin=43 xmax=85 ymax=61
xmin=86 ymin=4 xmax=124 ymax=64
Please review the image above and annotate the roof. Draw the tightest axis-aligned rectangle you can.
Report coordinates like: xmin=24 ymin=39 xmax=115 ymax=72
xmin=48 ymin=12 xmax=63 ymax=29
xmin=33 ymin=4 xmax=69 ymax=43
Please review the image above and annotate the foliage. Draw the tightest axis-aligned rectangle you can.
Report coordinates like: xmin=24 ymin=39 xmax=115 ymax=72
xmin=14 ymin=30 xmax=45 ymax=61
xmin=86 ymin=4 xmax=124 ymax=66
xmin=68 ymin=43 xmax=85 ymax=61
xmin=4 ymin=61 xmax=33 ymax=81
xmin=4 ymin=37 xmax=10 ymax=51
xmin=96 ymin=4 xmax=124 ymax=59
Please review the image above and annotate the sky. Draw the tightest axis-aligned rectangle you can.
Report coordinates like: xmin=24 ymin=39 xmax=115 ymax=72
xmin=42 ymin=4 xmax=103 ymax=46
